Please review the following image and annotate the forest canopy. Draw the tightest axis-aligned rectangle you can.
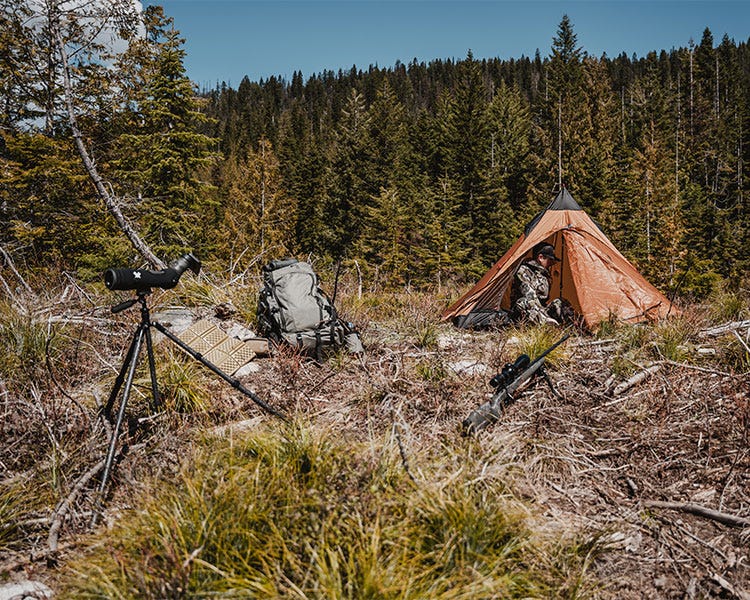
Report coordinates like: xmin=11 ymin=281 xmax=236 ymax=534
xmin=1 ymin=3 xmax=749 ymax=299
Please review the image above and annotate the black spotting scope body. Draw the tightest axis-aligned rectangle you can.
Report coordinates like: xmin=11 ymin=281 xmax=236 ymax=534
xmin=104 ymin=253 xmax=201 ymax=291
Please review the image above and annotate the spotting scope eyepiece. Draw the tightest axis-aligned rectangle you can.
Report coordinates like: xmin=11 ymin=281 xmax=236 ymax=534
xmin=104 ymin=253 xmax=201 ymax=292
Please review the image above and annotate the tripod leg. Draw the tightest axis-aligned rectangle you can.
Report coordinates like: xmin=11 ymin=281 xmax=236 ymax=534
xmin=152 ymin=321 xmax=288 ymax=422
xmin=144 ymin=325 xmax=161 ymax=412
xmin=92 ymin=325 xmax=145 ymax=527
xmin=103 ymin=325 xmax=142 ymax=420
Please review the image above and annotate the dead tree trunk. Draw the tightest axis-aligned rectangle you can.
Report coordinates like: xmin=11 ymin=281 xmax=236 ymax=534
xmin=53 ymin=22 xmax=165 ymax=270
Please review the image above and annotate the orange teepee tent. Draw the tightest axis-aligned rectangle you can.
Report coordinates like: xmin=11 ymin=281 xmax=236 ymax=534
xmin=441 ymin=189 xmax=675 ymax=330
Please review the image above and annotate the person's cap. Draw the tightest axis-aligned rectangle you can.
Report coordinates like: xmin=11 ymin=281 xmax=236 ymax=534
xmin=533 ymin=242 xmax=561 ymax=262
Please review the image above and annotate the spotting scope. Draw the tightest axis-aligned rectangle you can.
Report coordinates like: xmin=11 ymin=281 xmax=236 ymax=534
xmin=104 ymin=253 xmax=201 ymax=291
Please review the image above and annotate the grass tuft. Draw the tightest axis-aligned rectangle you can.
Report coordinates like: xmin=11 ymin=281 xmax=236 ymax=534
xmin=0 ymin=300 xmax=55 ymax=386
xmin=59 ymin=423 xmax=600 ymax=599
xmin=155 ymin=349 xmax=212 ymax=414
xmin=510 ymin=325 xmax=571 ymax=369
xmin=651 ymin=317 xmax=697 ymax=363
xmin=707 ymin=285 xmax=749 ymax=323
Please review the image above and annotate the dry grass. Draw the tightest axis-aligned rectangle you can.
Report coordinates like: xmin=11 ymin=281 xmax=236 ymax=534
xmin=0 ymin=277 xmax=748 ymax=598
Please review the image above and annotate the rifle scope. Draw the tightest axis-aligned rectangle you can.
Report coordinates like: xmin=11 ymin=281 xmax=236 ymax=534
xmin=489 ymin=354 xmax=530 ymax=389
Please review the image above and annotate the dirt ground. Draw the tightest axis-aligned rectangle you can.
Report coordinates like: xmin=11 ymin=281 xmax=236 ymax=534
xmin=2 ymin=305 xmax=749 ymax=598
xmin=245 ymin=322 xmax=750 ymax=599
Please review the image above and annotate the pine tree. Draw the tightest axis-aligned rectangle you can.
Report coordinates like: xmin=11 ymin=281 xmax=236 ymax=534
xmin=110 ymin=13 xmax=219 ymax=260
xmin=221 ymin=138 xmax=296 ymax=269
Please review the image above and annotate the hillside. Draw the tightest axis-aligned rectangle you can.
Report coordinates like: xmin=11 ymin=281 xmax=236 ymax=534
xmin=1 ymin=275 xmax=748 ymax=599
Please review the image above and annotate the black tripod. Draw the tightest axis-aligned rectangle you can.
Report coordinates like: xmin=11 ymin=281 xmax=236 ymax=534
xmin=92 ymin=289 xmax=286 ymax=526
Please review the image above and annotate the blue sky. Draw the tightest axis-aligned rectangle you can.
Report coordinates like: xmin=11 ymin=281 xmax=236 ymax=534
xmin=142 ymin=1 xmax=750 ymax=88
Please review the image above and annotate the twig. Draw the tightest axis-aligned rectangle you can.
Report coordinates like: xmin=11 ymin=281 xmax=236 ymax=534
xmin=733 ymin=329 xmax=750 ymax=355
xmin=0 ymin=243 xmax=33 ymax=293
xmin=0 ymin=271 xmax=22 ymax=310
xmin=711 ymin=573 xmax=750 ymax=600
xmin=45 ymin=325 xmax=90 ymax=421
xmin=48 ymin=459 xmax=106 ymax=560
xmin=0 ymin=541 xmax=76 ymax=575
xmin=62 ymin=271 xmax=96 ymax=306
xmin=643 ymin=500 xmax=750 ymax=528
xmin=659 ymin=359 xmax=735 ymax=377
xmin=391 ymin=409 xmax=417 ymax=484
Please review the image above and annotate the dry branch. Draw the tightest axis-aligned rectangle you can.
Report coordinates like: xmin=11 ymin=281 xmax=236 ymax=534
xmin=612 ymin=364 xmax=661 ymax=396
xmin=711 ymin=573 xmax=750 ymax=600
xmin=0 ymin=244 xmax=33 ymax=294
xmin=53 ymin=21 xmax=164 ymax=269
xmin=644 ymin=500 xmax=750 ymax=528
xmin=48 ymin=459 xmax=106 ymax=559
xmin=699 ymin=320 xmax=750 ymax=338
xmin=0 ymin=542 xmax=76 ymax=575
xmin=733 ymin=330 xmax=750 ymax=355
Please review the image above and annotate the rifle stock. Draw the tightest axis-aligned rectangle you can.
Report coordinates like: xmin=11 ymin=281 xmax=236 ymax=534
xmin=462 ymin=333 xmax=570 ymax=434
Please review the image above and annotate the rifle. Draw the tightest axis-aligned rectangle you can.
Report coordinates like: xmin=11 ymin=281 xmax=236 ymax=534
xmin=462 ymin=333 xmax=570 ymax=435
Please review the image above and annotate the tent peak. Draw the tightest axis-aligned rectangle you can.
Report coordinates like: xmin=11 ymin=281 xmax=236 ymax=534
xmin=524 ymin=189 xmax=583 ymax=235
xmin=549 ymin=188 xmax=582 ymax=211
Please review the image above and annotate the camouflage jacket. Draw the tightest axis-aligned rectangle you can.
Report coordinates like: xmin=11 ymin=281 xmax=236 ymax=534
xmin=510 ymin=259 xmax=552 ymax=324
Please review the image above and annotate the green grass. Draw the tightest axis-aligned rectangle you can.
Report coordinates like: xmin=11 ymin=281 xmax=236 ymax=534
xmin=0 ymin=299 xmax=56 ymax=385
xmin=510 ymin=325 xmax=571 ymax=370
xmin=59 ymin=422 xmax=600 ymax=599
xmin=155 ymin=349 xmax=213 ymax=414
xmin=607 ymin=316 xmax=700 ymax=376
xmin=0 ymin=487 xmax=23 ymax=553
xmin=706 ymin=285 xmax=749 ymax=323
xmin=651 ymin=316 xmax=696 ymax=363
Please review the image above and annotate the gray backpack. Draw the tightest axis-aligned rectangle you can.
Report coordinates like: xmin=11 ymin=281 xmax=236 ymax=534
xmin=256 ymin=259 xmax=363 ymax=359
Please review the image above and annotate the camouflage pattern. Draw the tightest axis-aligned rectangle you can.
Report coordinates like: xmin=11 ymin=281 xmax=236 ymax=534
xmin=510 ymin=259 xmax=563 ymax=325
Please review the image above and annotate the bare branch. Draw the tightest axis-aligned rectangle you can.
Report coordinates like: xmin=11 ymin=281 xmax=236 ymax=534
xmin=50 ymin=8 xmax=165 ymax=269
xmin=644 ymin=499 xmax=750 ymax=528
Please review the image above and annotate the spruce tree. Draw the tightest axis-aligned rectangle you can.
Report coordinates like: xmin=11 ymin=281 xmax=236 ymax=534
xmin=546 ymin=15 xmax=586 ymax=193
xmin=221 ymin=138 xmax=295 ymax=269
xmin=110 ymin=13 xmax=219 ymax=260
xmin=325 ymin=88 xmax=375 ymax=259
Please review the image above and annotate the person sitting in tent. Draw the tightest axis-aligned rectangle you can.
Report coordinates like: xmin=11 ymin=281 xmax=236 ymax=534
xmin=510 ymin=242 xmax=568 ymax=325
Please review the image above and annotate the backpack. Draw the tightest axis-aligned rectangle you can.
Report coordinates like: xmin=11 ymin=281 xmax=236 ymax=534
xmin=256 ymin=258 xmax=364 ymax=359
xmin=452 ymin=308 xmax=511 ymax=331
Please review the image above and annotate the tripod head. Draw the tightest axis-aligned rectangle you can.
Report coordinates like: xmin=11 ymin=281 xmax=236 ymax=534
xmin=110 ymin=289 xmax=152 ymax=314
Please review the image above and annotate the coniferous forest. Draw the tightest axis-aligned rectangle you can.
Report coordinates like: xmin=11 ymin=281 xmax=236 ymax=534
xmin=1 ymin=3 xmax=749 ymax=299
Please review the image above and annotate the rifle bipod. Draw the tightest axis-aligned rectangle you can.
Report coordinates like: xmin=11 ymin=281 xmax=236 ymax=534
xmin=91 ymin=290 xmax=287 ymax=527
